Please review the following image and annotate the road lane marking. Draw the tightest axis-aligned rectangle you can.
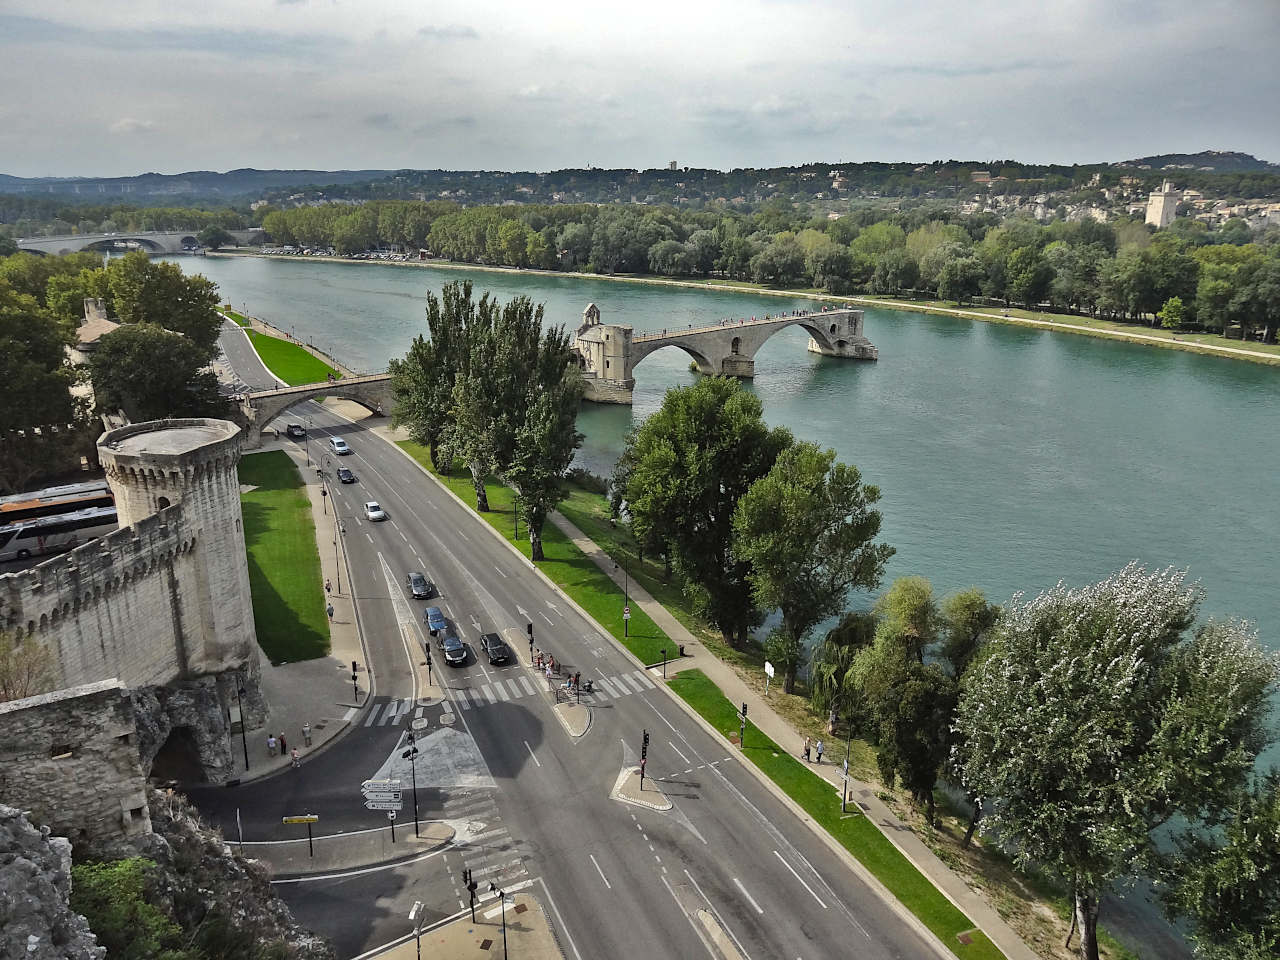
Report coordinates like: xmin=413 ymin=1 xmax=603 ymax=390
xmin=540 ymin=613 xmax=553 ymax=625
xmin=492 ymin=681 xmax=509 ymax=701
xmin=364 ymin=701 xmax=385 ymax=726
xmin=773 ymin=850 xmax=827 ymax=908
xmin=620 ymin=673 xmax=646 ymax=693
xmin=493 ymin=565 xmax=508 ymax=578
xmin=669 ymin=741 xmax=691 ymax=764
xmin=589 ymin=854 xmax=612 ymax=890
xmin=365 ymin=532 xmax=373 ymax=543
xmin=524 ymin=740 xmax=542 ymax=767
xmin=518 ymin=676 xmax=535 ymax=696
xmin=457 ymin=529 xmax=470 ymax=541
xmin=482 ymin=684 xmax=497 ymax=704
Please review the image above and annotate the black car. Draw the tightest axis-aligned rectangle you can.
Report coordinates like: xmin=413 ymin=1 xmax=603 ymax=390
xmin=285 ymin=423 xmax=306 ymax=438
xmin=405 ymin=571 xmax=432 ymax=599
xmin=336 ymin=467 xmax=356 ymax=484
xmin=440 ymin=632 xmax=467 ymax=665
xmin=479 ymin=633 xmax=512 ymax=664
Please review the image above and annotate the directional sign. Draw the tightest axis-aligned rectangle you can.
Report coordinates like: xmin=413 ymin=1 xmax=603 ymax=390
xmin=764 ymin=661 xmax=775 ymax=678
xmin=365 ymin=799 xmax=403 ymax=811
xmin=362 ymin=779 xmax=401 ymax=795
xmin=362 ymin=791 xmax=401 ymax=802
xmin=282 ymin=814 xmax=319 ymax=825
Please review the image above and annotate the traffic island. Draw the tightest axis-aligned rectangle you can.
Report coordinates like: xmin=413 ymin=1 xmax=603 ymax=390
xmin=610 ymin=766 xmax=672 ymax=812
xmin=553 ymin=701 xmax=590 ymax=738
xmin=241 ymin=820 xmax=453 ymax=877
xmin=372 ymin=893 xmax=563 ymax=960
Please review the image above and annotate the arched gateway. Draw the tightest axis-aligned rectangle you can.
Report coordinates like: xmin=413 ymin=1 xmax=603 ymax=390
xmin=571 ymin=304 xmax=878 ymax=404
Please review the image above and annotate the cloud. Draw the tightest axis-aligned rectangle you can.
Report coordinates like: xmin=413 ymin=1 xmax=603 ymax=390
xmin=109 ymin=118 xmax=157 ymax=135
xmin=364 ymin=113 xmax=398 ymax=130
xmin=417 ymin=24 xmax=478 ymax=41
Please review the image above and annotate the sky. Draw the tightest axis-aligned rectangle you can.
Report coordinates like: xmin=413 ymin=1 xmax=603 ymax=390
xmin=2 ymin=0 xmax=1278 ymax=178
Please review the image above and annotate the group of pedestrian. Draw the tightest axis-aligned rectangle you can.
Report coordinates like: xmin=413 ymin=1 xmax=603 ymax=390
xmin=267 ymin=727 xmax=313 ymax=769
xmin=534 ymin=648 xmax=556 ymax=674
xmin=802 ymin=736 xmax=825 ymax=764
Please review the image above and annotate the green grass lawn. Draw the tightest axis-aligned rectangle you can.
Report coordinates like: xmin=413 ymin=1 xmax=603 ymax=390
xmin=220 ymin=308 xmax=251 ymax=327
xmin=396 ymin=441 xmax=672 ymax=664
xmin=239 ymin=451 xmax=329 ymax=663
xmin=246 ymin=331 xmax=339 ymax=385
xmin=670 ymin=669 xmax=1005 ymax=960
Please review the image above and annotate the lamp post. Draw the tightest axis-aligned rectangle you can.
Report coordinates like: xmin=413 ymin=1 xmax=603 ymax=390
xmin=408 ymin=901 xmax=425 ymax=960
xmin=233 ymin=683 xmax=250 ymax=772
xmin=488 ymin=884 xmax=509 ymax=960
xmin=614 ymin=558 xmax=630 ymax=637
xmin=513 ymin=495 xmax=520 ymax=539
xmin=401 ymin=733 xmax=420 ymax=837
xmin=303 ymin=416 xmax=311 ymax=465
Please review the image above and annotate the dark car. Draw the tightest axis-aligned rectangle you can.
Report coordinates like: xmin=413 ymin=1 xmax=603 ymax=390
xmin=285 ymin=423 xmax=306 ymax=438
xmin=336 ymin=467 xmax=356 ymax=484
xmin=440 ymin=632 xmax=467 ymax=665
xmin=406 ymin=571 xmax=432 ymax=599
xmin=479 ymin=633 xmax=512 ymax=664
xmin=424 ymin=606 xmax=447 ymax=634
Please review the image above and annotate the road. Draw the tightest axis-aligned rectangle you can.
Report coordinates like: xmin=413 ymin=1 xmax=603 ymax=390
xmin=194 ymin=321 xmax=936 ymax=960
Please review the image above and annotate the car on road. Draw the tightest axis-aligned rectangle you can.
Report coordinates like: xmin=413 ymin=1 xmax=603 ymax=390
xmin=406 ymin=571 xmax=433 ymax=599
xmin=336 ymin=467 xmax=356 ymax=483
xmin=285 ymin=423 xmax=306 ymax=438
xmin=329 ymin=437 xmax=351 ymax=455
xmin=424 ymin=606 xmax=447 ymax=634
xmin=479 ymin=633 xmax=512 ymax=664
xmin=363 ymin=501 xmax=386 ymax=521
xmin=440 ymin=632 xmax=467 ymax=665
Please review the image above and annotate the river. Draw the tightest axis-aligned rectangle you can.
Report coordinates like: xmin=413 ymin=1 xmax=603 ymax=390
xmin=186 ymin=255 xmax=1279 ymax=688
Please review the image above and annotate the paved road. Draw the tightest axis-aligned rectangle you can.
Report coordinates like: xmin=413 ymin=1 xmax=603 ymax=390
xmin=198 ymin=324 xmax=936 ymax=960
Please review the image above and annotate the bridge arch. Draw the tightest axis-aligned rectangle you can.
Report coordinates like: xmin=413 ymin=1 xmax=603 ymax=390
xmin=237 ymin=374 xmax=393 ymax=448
xmin=630 ymin=339 xmax=717 ymax=376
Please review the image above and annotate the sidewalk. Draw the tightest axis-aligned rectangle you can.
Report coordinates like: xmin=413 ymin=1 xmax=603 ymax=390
xmin=549 ymin=510 xmax=1039 ymax=960
xmin=364 ymin=893 xmax=562 ymax=960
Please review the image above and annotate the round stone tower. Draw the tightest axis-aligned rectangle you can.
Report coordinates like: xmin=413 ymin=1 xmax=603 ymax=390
xmin=97 ymin=419 xmax=256 ymax=677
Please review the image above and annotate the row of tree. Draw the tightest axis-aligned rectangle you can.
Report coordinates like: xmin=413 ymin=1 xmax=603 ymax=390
xmin=388 ymin=281 xmax=584 ymax=559
xmin=0 ymin=201 xmax=250 ymax=240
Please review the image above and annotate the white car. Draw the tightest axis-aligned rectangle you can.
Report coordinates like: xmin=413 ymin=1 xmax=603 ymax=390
xmin=363 ymin=501 xmax=387 ymax=521
xmin=329 ymin=437 xmax=351 ymax=455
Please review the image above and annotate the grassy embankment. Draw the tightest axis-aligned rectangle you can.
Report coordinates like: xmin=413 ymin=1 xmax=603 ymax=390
xmin=395 ymin=442 xmax=670 ymax=665
xmin=670 ymin=668 xmax=1003 ymax=960
xmin=219 ymin=308 xmax=251 ymax=327
xmin=245 ymin=331 xmax=339 ymax=385
xmin=238 ymin=451 xmax=329 ymax=663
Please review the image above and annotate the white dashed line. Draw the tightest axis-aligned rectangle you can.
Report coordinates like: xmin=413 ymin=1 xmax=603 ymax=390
xmin=733 ymin=878 xmax=764 ymax=915
xmin=589 ymin=854 xmax=612 ymax=890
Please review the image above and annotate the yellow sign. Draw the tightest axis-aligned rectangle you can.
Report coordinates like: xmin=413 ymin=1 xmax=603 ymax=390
xmin=282 ymin=815 xmax=319 ymax=824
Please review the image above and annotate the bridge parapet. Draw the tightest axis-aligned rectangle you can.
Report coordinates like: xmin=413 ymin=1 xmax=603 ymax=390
xmin=237 ymin=373 xmax=392 ymax=447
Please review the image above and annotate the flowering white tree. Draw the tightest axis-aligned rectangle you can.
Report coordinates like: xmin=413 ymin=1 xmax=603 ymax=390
xmin=953 ymin=563 xmax=1278 ymax=960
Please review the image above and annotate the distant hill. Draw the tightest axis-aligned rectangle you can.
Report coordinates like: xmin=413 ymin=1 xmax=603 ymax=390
xmin=1113 ymin=150 xmax=1277 ymax=172
xmin=0 ymin=168 xmax=396 ymax=201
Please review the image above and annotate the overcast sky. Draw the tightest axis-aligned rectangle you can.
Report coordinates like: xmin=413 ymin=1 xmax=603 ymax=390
xmin=3 ymin=0 xmax=1278 ymax=178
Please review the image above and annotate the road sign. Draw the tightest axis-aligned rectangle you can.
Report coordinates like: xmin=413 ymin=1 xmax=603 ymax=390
xmin=764 ymin=661 xmax=775 ymax=678
xmin=388 ymin=811 xmax=397 ymax=820
xmin=623 ymin=605 xmax=631 ymax=620
xmin=843 ymin=758 xmax=849 ymax=776
xmin=282 ymin=814 xmax=319 ymax=825
xmin=365 ymin=799 xmax=403 ymax=811
xmin=362 ymin=779 xmax=401 ymax=794
xmin=362 ymin=791 xmax=401 ymax=802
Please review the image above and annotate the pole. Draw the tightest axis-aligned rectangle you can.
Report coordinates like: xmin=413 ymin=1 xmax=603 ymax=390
xmin=235 ymin=685 xmax=250 ymax=772
xmin=307 ymin=822 xmax=314 ymax=858
xmin=390 ymin=813 xmax=396 ymax=843
xmin=336 ymin=521 xmax=346 ymax=594
xmin=501 ymin=894 xmax=508 ymax=960
xmin=352 ymin=660 xmax=359 ymax=703
xmin=404 ymin=735 xmax=420 ymax=838
xmin=236 ymin=808 xmax=244 ymax=856
xmin=661 ymin=649 xmax=666 ymax=680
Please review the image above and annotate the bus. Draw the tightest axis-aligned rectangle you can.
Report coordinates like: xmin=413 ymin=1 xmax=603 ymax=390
xmin=0 ymin=480 xmax=115 ymax=526
xmin=0 ymin=507 xmax=119 ymax=562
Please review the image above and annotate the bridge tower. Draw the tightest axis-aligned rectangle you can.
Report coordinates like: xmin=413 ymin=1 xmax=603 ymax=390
xmin=572 ymin=303 xmax=636 ymax=403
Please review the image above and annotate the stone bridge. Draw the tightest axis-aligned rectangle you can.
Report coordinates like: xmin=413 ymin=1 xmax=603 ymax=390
xmin=17 ymin=229 xmax=265 ymax=256
xmin=235 ymin=374 xmax=393 ymax=447
xmin=571 ymin=303 xmax=877 ymax=403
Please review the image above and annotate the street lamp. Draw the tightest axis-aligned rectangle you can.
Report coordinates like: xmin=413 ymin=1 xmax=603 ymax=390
xmin=613 ymin=558 xmax=630 ymax=637
xmin=303 ymin=417 xmax=311 ymax=465
xmin=488 ymin=883 xmax=510 ymax=960
xmin=408 ymin=901 xmax=425 ymax=960
xmin=401 ymin=732 xmax=420 ymax=838
xmin=513 ymin=494 xmax=521 ymax=539
xmin=232 ymin=684 xmax=250 ymax=772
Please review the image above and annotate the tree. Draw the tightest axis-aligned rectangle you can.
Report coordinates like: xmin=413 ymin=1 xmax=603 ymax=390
xmin=616 ymin=377 xmax=792 ymax=647
xmin=0 ymin=629 xmax=56 ymax=702
xmin=106 ymin=251 xmax=222 ymax=357
xmin=70 ymin=858 xmax=196 ymax=960
xmin=0 ymin=283 xmax=78 ymax=432
xmin=197 ymin=226 xmax=235 ymax=250
xmin=937 ymin=256 xmax=984 ymax=305
xmin=750 ymin=235 xmax=806 ymax=286
xmin=1160 ymin=774 xmax=1280 ymax=960
xmin=648 ymin=239 xmax=692 ymax=276
xmin=810 ymin=610 xmax=877 ymax=732
xmin=873 ymin=575 xmax=937 ymax=663
xmin=505 ymin=367 xmax=583 ymax=560
xmin=1006 ymin=246 xmax=1053 ymax=308
xmin=871 ymin=248 xmax=919 ymax=295
xmin=953 ymin=564 xmax=1279 ymax=960
xmin=89 ymin=324 xmax=223 ymax=420
xmin=733 ymin=442 xmax=895 ymax=692
xmin=937 ymin=587 xmax=998 ymax=677
xmin=1158 ymin=295 xmax=1186 ymax=330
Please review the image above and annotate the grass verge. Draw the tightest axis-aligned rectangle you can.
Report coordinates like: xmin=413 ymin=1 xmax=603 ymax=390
xmin=670 ymin=668 xmax=1005 ymax=960
xmin=239 ymin=451 xmax=329 ymax=663
xmin=220 ymin=308 xmax=251 ymax=327
xmin=246 ymin=330 xmax=339 ymax=385
xmin=396 ymin=441 xmax=673 ymax=664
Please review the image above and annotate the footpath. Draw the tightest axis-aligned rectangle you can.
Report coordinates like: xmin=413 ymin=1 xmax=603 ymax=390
xmin=359 ymin=893 xmax=563 ymax=960
xmin=548 ymin=510 xmax=1040 ymax=960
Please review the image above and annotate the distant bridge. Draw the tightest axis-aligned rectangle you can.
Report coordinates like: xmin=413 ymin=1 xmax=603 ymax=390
xmin=571 ymin=303 xmax=877 ymax=403
xmin=16 ymin=229 xmax=265 ymax=256
xmin=234 ymin=374 xmax=392 ymax=448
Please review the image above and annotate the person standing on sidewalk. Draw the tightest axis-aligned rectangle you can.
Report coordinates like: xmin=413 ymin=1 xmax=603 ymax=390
xmin=302 ymin=721 xmax=312 ymax=746
xmin=815 ymin=740 xmax=824 ymax=764
xmin=278 ymin=732 xmax=287 ymax=755
xmin=326 ymin=602 xmax=335 ymax=622
xmin=291 ymin=748 xmax=300 ymax=769
xmin=803 ymin=737 xmax=812 ymax=762
xmin=267 ymin=734 xmax=278 ymax=757
xmin=324 ymin=578 xmax=331 ymax=595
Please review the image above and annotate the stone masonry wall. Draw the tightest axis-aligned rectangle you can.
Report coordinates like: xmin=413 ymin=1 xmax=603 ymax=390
xmin=0 ymin=680 xmax=150 ymax=858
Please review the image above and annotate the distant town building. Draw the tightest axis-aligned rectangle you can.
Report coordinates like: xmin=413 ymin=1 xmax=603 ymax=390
xmin=1145 ymin=179 xmax=1181 ymax=228
xmin=668 ymin=160 xmax=678 ymax=171
xmin=971 ymin=170 xmax=992 ymax=183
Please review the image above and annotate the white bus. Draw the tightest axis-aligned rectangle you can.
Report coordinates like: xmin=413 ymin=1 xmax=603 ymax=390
xmin=0 ymin=480 xmax=115 ymax=526
xmin=0 ymin=506 xmax=119 ymax=562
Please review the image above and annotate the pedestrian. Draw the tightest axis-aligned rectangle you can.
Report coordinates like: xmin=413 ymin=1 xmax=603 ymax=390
xmin=326 ymin=602 xmax=334 ymax=621
xmin=534 ymin=646 xmax=541 ymax=668
xmin=291 ymin=748 xmax=300 ymax=769
xmin=267 ymin=733 xmax=278 ymax=757
xmin=324 ymin=578 xmax=331 ymax=594
xmin=278 ymin=732 xmax=287 ymax=754
xmin=302 ymin=721 xmax=312 ymax=746
xmin=803 ymin=737 xmax=812 ymax=762
xmin=815 ymin=739 xmax=824 ymax=764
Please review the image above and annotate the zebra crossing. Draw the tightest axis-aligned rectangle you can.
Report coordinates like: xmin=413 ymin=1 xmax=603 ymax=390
xmin=448 ymin=667 xmax=656 ymax=711
xmin=446 ymin=790 xmax=530 ymax=888
xmin=361 ymin=696 xmax=418 ymax=727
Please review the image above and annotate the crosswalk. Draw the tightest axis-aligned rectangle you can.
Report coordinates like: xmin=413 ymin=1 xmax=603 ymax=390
xmin=446 ymin=791 xmax=530 ymax=888
xmin=449 ymin=668 xmax=655 ymax=711
xmin=362 ymin=696 xmax=418 ymax=727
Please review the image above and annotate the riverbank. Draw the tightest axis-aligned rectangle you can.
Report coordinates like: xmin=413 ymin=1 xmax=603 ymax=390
xmin=209 ymin=249 xmax=1280 ymax=367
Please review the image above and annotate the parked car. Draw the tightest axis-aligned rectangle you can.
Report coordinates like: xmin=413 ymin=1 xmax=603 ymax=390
xmin=406 ymin=571 xmax=432 ymax=599
xmin=479 ymin=633 xmax=512 ymax=664
xmin=336 ymin=467 xmax=356 ymax=483
xmin=329 ymin=437 xmax=351 ymax=455
xmin=285 ymin=423 xmax=306 ymax=438
xmin=440 ymin=632 xmax=467 ymax=665
xmin=424 ymin=606 xmax=447 ymax=634
xmin=363 ymin=501 xmax=386 ymax=521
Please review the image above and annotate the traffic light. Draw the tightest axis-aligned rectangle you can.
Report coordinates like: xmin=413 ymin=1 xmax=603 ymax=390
xmin=463 ymin=867 xmax=478 ymax=920
xmin=641 ymin=729 xmax=650 ymax=760
xmin=742 ymin=702 xmax=748 ymax=718
xmin=527 ymin=621 xmax=534 ymax=638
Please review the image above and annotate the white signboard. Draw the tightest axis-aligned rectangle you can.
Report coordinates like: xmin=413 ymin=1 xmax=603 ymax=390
xmin=764 ymin=661 xmax=775 ymax=678
xmin=365 ymin=799 xmax=403 ymax=811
